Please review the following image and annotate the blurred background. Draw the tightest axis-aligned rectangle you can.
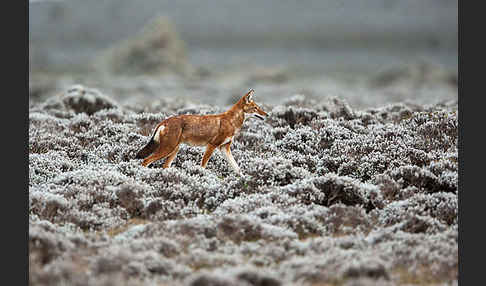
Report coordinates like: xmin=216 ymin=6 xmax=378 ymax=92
xmin=29 ymin=0 xmax=458 ymax=109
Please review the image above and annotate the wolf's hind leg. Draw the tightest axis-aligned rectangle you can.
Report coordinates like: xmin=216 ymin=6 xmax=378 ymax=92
xmin=141 ymin=144 xmax=179 ymax=167
xmin=141 ymin=121 xmax=182 ymax=167
xmin=162 ymin=145 xmax=180 ymax=168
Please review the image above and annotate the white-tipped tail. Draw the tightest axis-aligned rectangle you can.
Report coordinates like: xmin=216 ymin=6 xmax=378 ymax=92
xmin=153 ymin=125 xmax=165 ymax=143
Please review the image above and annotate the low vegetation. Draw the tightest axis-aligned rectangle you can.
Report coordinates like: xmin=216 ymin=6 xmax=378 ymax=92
xmin=29 ymin=84 xmax=457 ymax=285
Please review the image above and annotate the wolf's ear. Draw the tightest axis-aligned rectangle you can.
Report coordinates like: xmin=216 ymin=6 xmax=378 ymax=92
xmin=244 ymin=89 xmax=254 ymax=103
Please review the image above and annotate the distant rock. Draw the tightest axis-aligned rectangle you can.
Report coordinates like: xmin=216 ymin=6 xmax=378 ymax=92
xmin=101 ymin=15 xmax=189 ymax=76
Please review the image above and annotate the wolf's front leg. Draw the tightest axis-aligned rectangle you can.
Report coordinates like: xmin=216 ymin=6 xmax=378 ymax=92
xmin=201 ymin=144 xmax=217 ymax=168
xmin=220 ymin=142 xmax=242 ymax=176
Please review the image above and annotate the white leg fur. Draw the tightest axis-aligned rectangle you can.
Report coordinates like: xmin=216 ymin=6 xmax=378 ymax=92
xmin=220 ymin=147 xmax=242 ymax=176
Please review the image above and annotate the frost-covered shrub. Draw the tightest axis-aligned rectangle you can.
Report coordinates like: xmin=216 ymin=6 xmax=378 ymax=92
xmin=342 ymin=257 xmax=390 ymax=280
xmin=378 ymin=192 xmax=457 ymax=232
xmin=217 ymin=216 xmax=263 ymax=244
xmin=245 ymin=156 xmax=311 ymax=187
xmin=236 ymin=271 xmax=281 ymax=286
xmin=115 ymin=184 xmax=145 ymax=217
xmin=42 ymin=85 xmax=118 ymax=116
xmin=323 ymin=97 xmax=355 ymax=120
xmin=63 ymin=85 xmax=118 ymax=115
xmin=28 ymin=85 xmax=458 ymax=285
xmin=282 ymin=94 xmax=318 ymax=108
xmin=365 ymin=103 xmax=421 ymax=124
xmin=410 ymin=110 xmax=458 ymax=152
xmin=29 ymin=223 xmax=75 ymax=266
xmin=188 ymin=274 xmax=238 ymax=286
xmin=269 ymin=105 xmax=319 ymax=129
xmin=389 ymin=165 xmax=456 ymax=193
xmin=29 ymin=152 xmax=76 ymax=185
xmin=275 ymin=126 xmax=320 ymax=155
xmin=312 ymin=173 xmax=376 ymax=208
xmin=321 ymin=205 xmax=373 ymax=236
xmin=30 ymin=189 xmax=69 ymax=221
xmin=281 ymin=178 xmax=325 ymax=206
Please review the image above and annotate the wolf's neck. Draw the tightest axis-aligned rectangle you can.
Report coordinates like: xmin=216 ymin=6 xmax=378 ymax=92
xmin=226 ymin=103 xmax=245 ymax=128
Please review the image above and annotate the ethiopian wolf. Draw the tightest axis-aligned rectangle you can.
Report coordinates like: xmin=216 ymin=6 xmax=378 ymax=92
xmin=136 ymin=89 xmax=268 ymax=175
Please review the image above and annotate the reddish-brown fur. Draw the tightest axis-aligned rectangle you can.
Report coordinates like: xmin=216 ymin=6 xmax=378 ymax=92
xmin=136 ymin=89 xmax=268 ymax=175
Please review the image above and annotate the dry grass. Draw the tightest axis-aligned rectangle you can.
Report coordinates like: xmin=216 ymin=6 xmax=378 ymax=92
xmin=391 ymin=265 xmax=458 ymax=285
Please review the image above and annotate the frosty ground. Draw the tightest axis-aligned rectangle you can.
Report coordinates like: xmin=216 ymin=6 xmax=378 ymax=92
xmin=29 ymin=72 xmax=458 ymax=285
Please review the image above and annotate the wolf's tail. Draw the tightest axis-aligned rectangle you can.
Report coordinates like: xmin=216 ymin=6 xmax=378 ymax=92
xmin=135 ymin=133 xmax=159 ymax=159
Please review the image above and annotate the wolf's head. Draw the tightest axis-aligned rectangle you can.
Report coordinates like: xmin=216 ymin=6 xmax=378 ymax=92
xmin=239 ymin=89 xmax=268 ymax=120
